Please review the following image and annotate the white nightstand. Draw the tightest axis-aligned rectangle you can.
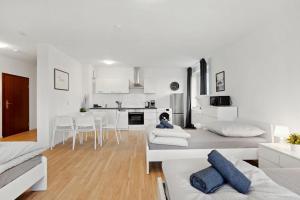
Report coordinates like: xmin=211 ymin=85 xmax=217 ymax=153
xmin=258 ymin=143 xmax=300 ymax=168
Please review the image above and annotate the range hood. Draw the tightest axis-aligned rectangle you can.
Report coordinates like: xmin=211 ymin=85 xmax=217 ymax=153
xmin=130 ymin=66 xmax=144 ymax=89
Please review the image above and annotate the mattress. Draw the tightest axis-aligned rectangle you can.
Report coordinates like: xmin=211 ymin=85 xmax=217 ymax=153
xmin=0 ymin=142 xmax=46 ymax=174
xmin=0 ymin=142 xmax=45 ymax=165
xmin=0 ymin=155 xmax=42 ymax=189
xmin=148 ymin=128 xmax=267 ymax=150
xmin=162 ymin=158 xmax=300 ymax=200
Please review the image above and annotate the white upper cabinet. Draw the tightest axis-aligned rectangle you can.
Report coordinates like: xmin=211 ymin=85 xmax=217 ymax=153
xmin=94 ymin=66 xmax=130 ymax=93
xmin=96 ymin=78 xmax=129 ymax=93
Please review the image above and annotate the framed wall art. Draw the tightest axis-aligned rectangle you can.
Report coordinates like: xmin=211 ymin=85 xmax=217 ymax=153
xmin=216 ymin=71 xmax=225 ymax=92
xmin=54 ymin=68 xmax=69 ymax=91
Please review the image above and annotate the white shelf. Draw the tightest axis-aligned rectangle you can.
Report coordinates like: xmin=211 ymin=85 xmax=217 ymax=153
xmin=192 ymin=106 xmax=238 ymax=127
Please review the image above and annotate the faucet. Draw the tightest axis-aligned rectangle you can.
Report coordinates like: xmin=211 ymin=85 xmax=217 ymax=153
xmin=115 ymin=101 xmax=122 ymax=109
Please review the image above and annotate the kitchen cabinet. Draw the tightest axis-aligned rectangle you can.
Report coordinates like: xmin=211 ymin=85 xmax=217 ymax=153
xmin=104 ymin=109 xmax=117 ymax=125
xmin=95 ymin=78 xmax=129 ymax=93
xmin=144 ymin=109 xmax=157 ymax=126
xmin=118 ymin=110 xmax=129 ymax=130
xmin=94 ymin=66 xmax=130 ymax=94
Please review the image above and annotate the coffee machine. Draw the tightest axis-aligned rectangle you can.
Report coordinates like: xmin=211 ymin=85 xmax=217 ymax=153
xmin=149 ymin=100 xmax=156 ymax=108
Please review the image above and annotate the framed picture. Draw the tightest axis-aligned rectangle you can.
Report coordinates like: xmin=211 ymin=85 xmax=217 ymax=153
xmin=216 ymin=71 xmax=225 ymax=92
xmin=54 ymin=68 xmax=69 ymax=91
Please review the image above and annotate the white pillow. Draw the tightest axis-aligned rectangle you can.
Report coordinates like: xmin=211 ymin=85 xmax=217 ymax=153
xmin=205 ymin=121 xmax=265 ymax=137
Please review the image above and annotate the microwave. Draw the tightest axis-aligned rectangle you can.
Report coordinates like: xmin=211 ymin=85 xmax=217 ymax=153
xmin=210 ymin=96 xmax=231 ymax=106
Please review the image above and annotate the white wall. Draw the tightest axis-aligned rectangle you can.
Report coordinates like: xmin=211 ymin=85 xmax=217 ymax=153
xmin=209 ymin=11 xmax=300 ymax=131
xmin=144 ymin=67 xmax=186 ymax=109
xmin=37 ymin=45 xmax=83 ymax=146
xmin=81 ymin=64 xmax=93 ymax=108
xmin=92 ymin=67 xmax=186 ymax=109
xmin=0 ymin=55 xmax=37 ymax=137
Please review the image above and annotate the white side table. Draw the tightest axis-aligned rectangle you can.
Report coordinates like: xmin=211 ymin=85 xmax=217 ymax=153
xmin=258 ymin=143 xmax=300 ymax=168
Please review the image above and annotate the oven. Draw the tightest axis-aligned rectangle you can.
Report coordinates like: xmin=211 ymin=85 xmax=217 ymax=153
xmin=128 ymin=112 xmax=144 ymax=125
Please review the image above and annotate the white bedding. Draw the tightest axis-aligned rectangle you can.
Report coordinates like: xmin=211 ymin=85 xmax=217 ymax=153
xmin=152 ymin=126 xmax=191 ymax=138
xmin=163 ymin=158 xmax=300 ymax=200
xmin=263 ymin=168 xmax=300 ymax=195
xmin=147 ymin=125 xmax=190 ymax=147
xmin=0 ymin=142 xmax=46 ymax=174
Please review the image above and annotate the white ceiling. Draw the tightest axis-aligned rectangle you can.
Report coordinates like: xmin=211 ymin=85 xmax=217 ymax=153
xmin=0 ymin=0 xmax=297 ymax=67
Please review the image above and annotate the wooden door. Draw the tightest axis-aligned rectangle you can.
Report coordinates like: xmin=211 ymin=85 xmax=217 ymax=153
xmin=2 ymin=73 xmax=29 ymax=137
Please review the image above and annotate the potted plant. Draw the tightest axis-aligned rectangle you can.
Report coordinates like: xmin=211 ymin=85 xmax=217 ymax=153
xmin=80 ymin=107 xmax=87 ymax=112
xmin=80 ymin=95 xmax=89 ymax=113
xmin=286 ymin=133 xmax=300 ymax=152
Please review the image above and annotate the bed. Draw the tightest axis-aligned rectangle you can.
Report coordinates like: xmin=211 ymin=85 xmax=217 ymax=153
xmin=157 ymin=158 xmax=300 ymax=200
xmin=0 ymin=142 xmax=47 ymax=200
xmin=146 ymin=120 xmax=273 ymax=174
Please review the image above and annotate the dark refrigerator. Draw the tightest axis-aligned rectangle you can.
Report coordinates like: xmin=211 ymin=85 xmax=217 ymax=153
xmin=170 ymin=93 xmax=184 ymax=127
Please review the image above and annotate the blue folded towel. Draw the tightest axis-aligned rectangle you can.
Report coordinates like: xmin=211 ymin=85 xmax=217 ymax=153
xmin=190 ymin=166 xmax=225 ymax=194
xmin=207 ymin=150 xmax=251 ymax=194
xmin=160 ymin=120 xmax=174 ymax=129
xmin=155 ymin=120 xmax=174 ymax=129
xmin=156 ymin=124 xmax=165 ymax=128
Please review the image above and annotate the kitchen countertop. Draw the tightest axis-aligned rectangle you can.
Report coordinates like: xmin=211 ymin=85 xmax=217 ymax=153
xmin=90 ymin=107 xmax=157 ymax=110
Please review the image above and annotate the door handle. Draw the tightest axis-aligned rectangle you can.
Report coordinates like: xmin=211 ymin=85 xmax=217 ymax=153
xmin=6 ymin=100 xmax=12 ymax=109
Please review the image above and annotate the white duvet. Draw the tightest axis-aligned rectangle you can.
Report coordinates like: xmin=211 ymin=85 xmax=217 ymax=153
xmin=147 ymin=125 xmax=190 ymax=147
xmin=163 ymin=157 xmax=300 ymax=200
xmin=0 ymin=142 xmax=46 ymax=173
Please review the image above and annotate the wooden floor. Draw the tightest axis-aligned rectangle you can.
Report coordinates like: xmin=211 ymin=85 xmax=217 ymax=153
xmin=0 ymin=129 xmax=37 ymax=141
xmin=18 ymin=131 xmax=163 ymax=200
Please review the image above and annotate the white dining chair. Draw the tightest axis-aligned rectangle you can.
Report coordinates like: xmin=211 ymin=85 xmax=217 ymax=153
xmin=74 ymin=114 xmax=97 ymax=150
xmin=93 ymin=112 xmax=106 ymax=147
xmin=102 ymin=110 xmax=120 ymax=144
xmin=51 ymin=116 xmax=74 ymax=150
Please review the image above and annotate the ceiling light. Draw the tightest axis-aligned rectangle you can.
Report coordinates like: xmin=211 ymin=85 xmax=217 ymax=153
xmin=0 ymin=41 xmax=9 ymax=48
xmin=101 ymin=60 xmax=116 ymax=65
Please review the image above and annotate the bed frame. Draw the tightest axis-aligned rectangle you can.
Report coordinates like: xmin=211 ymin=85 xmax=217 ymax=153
xmin=157 ymin=177 xmax=167 ymax=200
xmin=0 ymin=156 xmax=47 ymax=200
xmin=146 ymin=120 xmax=273 ymax=174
